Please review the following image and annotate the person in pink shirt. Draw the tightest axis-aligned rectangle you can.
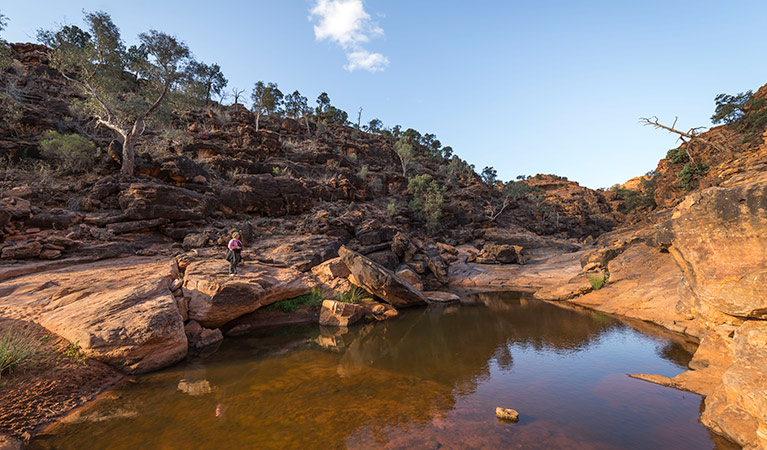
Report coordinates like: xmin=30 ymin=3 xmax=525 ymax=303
xmin=225 ymin=231 xmax=243 ymax=276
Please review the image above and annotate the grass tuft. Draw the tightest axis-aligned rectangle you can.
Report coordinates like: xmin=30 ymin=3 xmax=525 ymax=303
xmin=0 ymin=328 xmax=43 ymax=378
xmin=588 ymin=273 xmax=609 ymax=290
xmin=336 ymin=287 xmax=367 ymax=304
xmin=263 ymin=287 xmax=325 ymax=313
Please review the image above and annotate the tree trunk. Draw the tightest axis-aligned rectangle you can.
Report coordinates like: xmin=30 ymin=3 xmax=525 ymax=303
xmin=304 ymin=115 xmax=311 ymax=137
xmin=121 ymin=134 xmax=135 ymax=176
xmin=255 ymin=111 xmax=261 ymax=132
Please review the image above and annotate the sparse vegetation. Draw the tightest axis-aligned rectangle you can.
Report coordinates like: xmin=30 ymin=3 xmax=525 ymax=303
xmin=358 ymin=164 xmax=368 ymax=179
xmin=39 ymin=130 xmax=97 ymax=173
xmin=588 ymin=272 xmax=609 ymax=290
xmin=614 ymin=172 xmax=657 ymax=211
xmin=272 ymin=166 xmax=293 ymax=177
xmin=386 ymin=202 xmax=397 ymax=216
xmin=678 ymin=162 xmax=709 ymax=191
xmin=263 ymin=287 xmax=325 ymax=313
xmin=666 ymin=147 xmax=690 ymax=164
xmin=0 ymin=328 xmax=43 ymax=378
xmin=336 ymin=288 xmax=366 ymax=304
xmin=407 ymin=174 xmax=445 ymax=232
xmin=63 ymin=341 xmax=85 ymax=362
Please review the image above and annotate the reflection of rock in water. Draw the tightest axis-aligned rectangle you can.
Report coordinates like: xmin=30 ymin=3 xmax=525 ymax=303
xmin=316 ymin=325 xmax=351 ymax=351
xmin=177 ymin=379 xmax=213 ymax=396
xmin=178 ymin=360 xmax=214 ymax=395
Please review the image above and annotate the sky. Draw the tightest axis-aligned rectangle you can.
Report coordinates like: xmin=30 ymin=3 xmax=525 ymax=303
xmin=3 ymin=0 xmax=767 ymax=188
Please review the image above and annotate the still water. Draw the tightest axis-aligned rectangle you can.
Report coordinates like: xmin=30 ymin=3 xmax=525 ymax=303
xmin=31 ymin=292 xmax=735 ymax=450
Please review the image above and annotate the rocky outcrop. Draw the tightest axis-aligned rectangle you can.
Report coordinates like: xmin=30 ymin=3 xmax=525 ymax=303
xmin=338 ymin=245 xmax=427 ymax=307
xmin=701 ymin=321 xmax=767 ymax=449
xmin=0 ymin=257 xmax=187 ymax=373
xmin=217 ymin=174 xmax=312 ymax=216
xmin=118 ymin=181 xmax=216 ymax=221
xmin=184 ymin=259 xmax=319 ymax=327
xmin=657 ymin=179 xmax=767 ymax=319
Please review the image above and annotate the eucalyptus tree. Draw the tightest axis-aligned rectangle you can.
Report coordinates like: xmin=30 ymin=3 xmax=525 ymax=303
xmin=0 ymin=12 xmax=10 ymax=69
xmin=185 ymin=61 xmax=227 ymax=102
xmin=38 ymin=11 xmax=191 ymax=175
xmin=251 ymin=81 xmax=283 ymax=131
xmin=284 ymin=90 xmax=311 ymax=136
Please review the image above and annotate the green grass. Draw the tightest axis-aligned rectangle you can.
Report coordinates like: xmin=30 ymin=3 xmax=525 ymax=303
xmin=588 ymin=273 xmax=609 ymax=290
xmin=0 ymin=328 xmax=43 ymax=378
xmin=262 ymin=287 xmax=325 ymax=313
xmin=336 ymin=287 xmax=367 ymax=304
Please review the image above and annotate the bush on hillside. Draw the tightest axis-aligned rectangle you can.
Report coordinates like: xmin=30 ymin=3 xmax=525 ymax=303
xmin=39 ymin=130 xmax=97 ymax=173
xmin=407 ymin=174 xmax=445 ymax=232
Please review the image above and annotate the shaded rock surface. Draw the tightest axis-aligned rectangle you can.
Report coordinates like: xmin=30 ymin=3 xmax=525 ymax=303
xmin=338 ymin=245 xmax=427 ymax=308
xmin=184 ymin=258 xmax=319 ymax=328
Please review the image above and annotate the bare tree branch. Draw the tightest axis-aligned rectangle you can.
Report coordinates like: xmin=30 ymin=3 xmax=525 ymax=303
xmin=640 ymin=116 xmax=729 ymax=161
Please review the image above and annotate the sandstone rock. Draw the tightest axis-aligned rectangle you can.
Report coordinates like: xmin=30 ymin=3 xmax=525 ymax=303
xmin=311 ymin=257 xmax=350 ymax=282
xmin=367 ymin=250 xmax=398 ymax=271
xmin=496 ymin=407 xmax=519 ymax=423
xmin=338 ymin=246 xmax=427 ymax=308
xmin=194 ymin=328 xmax=223 ymax=352
xmin=658 ymin=181 xmax=767 ymax=318
xmin=217 ymin=174 xmax=311 ymax=216
xmin=362 ymin=300 xmax=398 ymax=320
xmin=701 ymin=320 xmax=767 ymax=450
xmin=107 ymin=218 xmax=169 ymax=235
xmin=1 ymin=241 xmax=42 ymax=260
xmin=0 ymin=257 xmax=187 ymax=373
xmin=319 ymin=299 xmax=366 ymax=327
xmin=395 ymin=266 xmax=423 ymax=291
xmin=39 ymin=249 xmax=61 ymax=260
xmin=119 ymin=181 xmax=216 ymax=221
xmin=423 ymin=291 xmax=461 ymax=303
xmin=479 ymin=243 xmax=525 ymax=265
xmin=422 ymin=247 xmax=449 ymax=282
xmin=184 ymin=259 xmax=319 ymax=327
xmin=182 ymin=233 xmax=209 ymax=250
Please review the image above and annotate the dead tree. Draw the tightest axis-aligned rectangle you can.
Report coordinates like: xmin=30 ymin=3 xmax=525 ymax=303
xmin=640 ymin=116 xmax=729 ymax=162
xmin=485 ymin=194 xmax=512 ymax=222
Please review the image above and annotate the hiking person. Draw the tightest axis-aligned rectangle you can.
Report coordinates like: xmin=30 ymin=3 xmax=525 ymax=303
xmin=226 ymin=231 xmax=243 ymax=276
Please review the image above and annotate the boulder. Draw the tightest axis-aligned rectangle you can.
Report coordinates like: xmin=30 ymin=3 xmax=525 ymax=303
xmin=184 ymin=259 xmax=319 ymax=327
xmin=422 ymin=247 xmax=449 ymax=282
xmin=118 ymin=181 xmax=216 ymax=221
xmin=338 ymin=246 xmax=427 ymax=308
xmin=182 ymin=233 xmax=209 ymax=250
xmin=366 ymin=250 xmax=398 ymax=271
xmin=184 ymin=320 xmax=223 ymax=352
xmin=395 ymin=266 xmax=423 ymax=291
xmin=423 ymin=291 xmax=461 ymax=303
xmin=479 ymin=243 xmax=525 ymax=265
xmin=319 ymin=300 xmax=366 ymax=327
xmin=311 ymin=257 xmax=350 ymax=282
xmin=496 ymin=407 xmax=519 ymax=423
xmin=0 ymin=257 xmax=187 ymax=373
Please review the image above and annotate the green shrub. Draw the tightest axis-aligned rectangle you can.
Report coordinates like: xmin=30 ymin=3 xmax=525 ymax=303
xmin=64 ymin=341 xmax=85 ymax=362
xmin=678 ymin=162 xmax=709 ymax=191
xmin=263 ymin=287 xmax=325 ymax=313
xmin=407 ymin=174 xmax=446 ymax=232
xmin=588 ymin=273 xmax=609 ymax=290
xmin=0 ymin=328 xmax=42 ymax=378
xmin=39 ymin=130 xmax=96 ymax=173
xmin=502 ymin=180 xmax=544 ymax=201
xmin=336 ymin=287 xmax=366 ymax=304
xmin=348 ymin=153 xmax=358 ymax=162
xmin=358 ymin=164 xmax=368 ymax=179
xmin=386 ymin=202 xmax=397 ymax=216
xmin=666 ymin=148 xmax=690 ymax=164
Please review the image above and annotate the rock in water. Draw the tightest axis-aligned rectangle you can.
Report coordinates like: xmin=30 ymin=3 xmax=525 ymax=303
xmin=319 ymin=300 xmax=366 ymax=327
xmin=338 ymin=245 xmax=427 ymax=308
xmin=184 ymin=259 xmax=318 ymax=328
xmin=496 ymin=407 xmax=519 ymax=423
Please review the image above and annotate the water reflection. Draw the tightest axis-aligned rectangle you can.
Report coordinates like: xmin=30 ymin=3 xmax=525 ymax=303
xmin=30 ymin=292 xmax=729 ymax=450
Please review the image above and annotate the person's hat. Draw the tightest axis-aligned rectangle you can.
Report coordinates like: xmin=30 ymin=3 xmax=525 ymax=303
xmin=232 ymin=231 xmax=240 ymax=237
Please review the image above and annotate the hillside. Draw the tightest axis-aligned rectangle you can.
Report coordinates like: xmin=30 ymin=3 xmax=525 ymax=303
xmin=0 ymin=42 xmax=623 ymax=274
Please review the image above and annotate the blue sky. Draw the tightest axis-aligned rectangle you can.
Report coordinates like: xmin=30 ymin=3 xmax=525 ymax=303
xmin=3 ymin=1 xmax=767 ymax=188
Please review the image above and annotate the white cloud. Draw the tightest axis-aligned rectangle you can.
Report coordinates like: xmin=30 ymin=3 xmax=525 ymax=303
xmin=344 ymin=50 xmax=389 ymax=72
xmin=309 ymin=0 xmax=388 ymax=72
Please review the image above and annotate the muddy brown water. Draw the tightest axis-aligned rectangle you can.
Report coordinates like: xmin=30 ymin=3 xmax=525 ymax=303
xmin=29 ymin=292 xmax=738 ymax=450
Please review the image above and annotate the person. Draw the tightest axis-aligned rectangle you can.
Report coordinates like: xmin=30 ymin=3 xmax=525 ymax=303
xmin=225 ymin=231 xmax=243 ymax=276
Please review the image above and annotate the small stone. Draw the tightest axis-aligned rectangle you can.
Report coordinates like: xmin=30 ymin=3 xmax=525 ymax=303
xmin=496 ymin=407 xmax=519 ymax=422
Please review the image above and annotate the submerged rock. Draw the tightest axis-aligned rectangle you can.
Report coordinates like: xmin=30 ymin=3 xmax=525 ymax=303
xmin=319 ymin=300 xmax=367 ymax=327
